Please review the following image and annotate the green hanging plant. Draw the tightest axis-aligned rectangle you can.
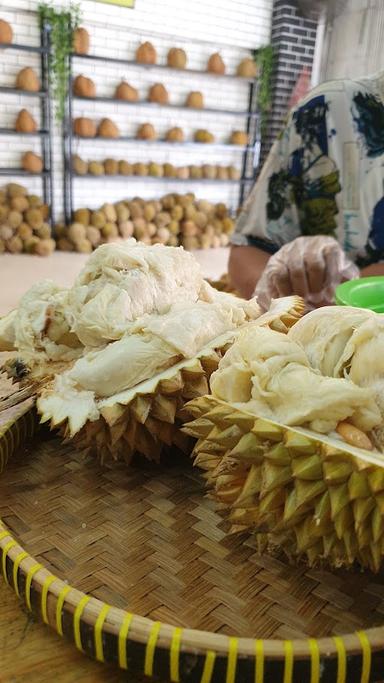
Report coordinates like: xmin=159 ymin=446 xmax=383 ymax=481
xmin=38 ymin=2 xmax=81 ymax=122
xmin=253 ymin=44 xmax=275 ymax=136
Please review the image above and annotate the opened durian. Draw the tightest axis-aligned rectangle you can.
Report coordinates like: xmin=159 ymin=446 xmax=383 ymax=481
xmin=0 ymin=240 xmax=303 ymax=466
xmin=184 ymin=306 xmax=384 ymax=572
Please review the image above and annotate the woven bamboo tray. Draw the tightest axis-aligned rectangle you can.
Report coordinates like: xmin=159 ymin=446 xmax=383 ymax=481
xmin=1 ymin=387 xmax=384 ymax=682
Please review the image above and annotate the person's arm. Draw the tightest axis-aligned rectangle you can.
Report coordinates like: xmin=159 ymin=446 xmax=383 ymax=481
xmin=228 ymin=245 xmax=271 ymax=299
xmin=360 ymin=263 xmax=384 ymax=277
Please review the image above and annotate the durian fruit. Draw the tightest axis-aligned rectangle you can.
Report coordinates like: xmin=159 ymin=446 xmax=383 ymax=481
xmin=73 ymin=208 xmax=90 ymax=226
xmin=73 ymin=74 xmax=96 ymax=98
xmin=189 ymin=165 xmax=203 ymax=179
xmin=104 ymin=158 xmax=119 ymax=175
xmin=73 ymin=27 xmax=90 ymax=55
xmin=0 ymin=205 xmax=8 ymax=223
xmin=183 ymin=309 xmax=384 ymax=573
xmin=22 ymin=151 xmax=43 ymax=174
xmin=91 ymin=210 xmax=106 ymax=229
xmin=230 ymin=130 xmax=248 ymax=145
xmin=35 ymin=238 xmax=56 ymax=256
xmin=153 ymin=226 xmax=170 ymax=244
xmin=57 ymin=237 xmax=74 ymax=252
xmin=7 ymin=210 xmax=22 ymax=228
xmin=185 ymin=91 xmax=204 ymax=108
xmin=119 ymin=160 xmax=133 ymax=176
xmin=118 ymin=220 xmax=134 ymax=239
xmin=133 ymin=162 xmax=149 ymax=176
xmin=0 ymin=225 xmax=13 ymax=241
xmin=101 ymin=203 xmax=117 ymax=223
xmin=202 ymin=164 xmax=217 ymax=180
xmin=88 ymin=161 xmax=104 ymax=176
xmin=176 ymin=166 xmax=189 ymax=179
xmin=68 ymin=222 xmax=86 ymax=244
xmin=115 ymin=202 xmax=129 ymax=222
xmin=97 ymin=118 xmax=120 ymax=138
xmin=0 ymin=242 xmax=302 ymax=466
xmin=72 ymin=155 xmax=88 ymax=175
xmin=6 ymin=235 xmax=23 ymax=253
xmin=167 ymin=47 xmax=187 ymax=69
xmin=207 ymin=53 xmax=226 ymax=75
xmin=148 ymin=162 xmax=164 ymax=177
xmin=11 ymin=197 xmax=29 ymax=212
xmin=0 ymin=239 xmax=5 ymax=254
xmin=73 ymin=117 xmax=97 ymax=138
xmin=163 ymin=163 xmax=176 ymax=177
xmin=228 ymin=165 xmax=241 ymax=180
xmin=165 ymin=127 xmax=184 ymax=143
xmin=137 ymin=123 xmax=156 ymax=140
xmin=136 ymin=41 xmax=157 ymax=64
xmin=148 ymin=83 xmax=169 ymax=104
xmin=15 ymin=109 xmax=37 ymax=133
xmin=102 ymin=222 xmax=118 ymax=239
xmin=86 ymin=226 xmax=101 ymax=248
xmin=0 ymin=19 xmax=13 ymax=44
xmin=217 ymin=166 xmax=229 ymax=180
xmin=237 ymin=57 xmax=257 ymax=78
xmin=26 ymin=192 xmax=42 ymax=206
xmin=7 ymin=183 xmax=26 ymax=198
xmin=16 ymin=67 xmax=40 ymax=92
xmin=194 ymin=129 xmax=215 ymax=143
xmin=115 ymin=81 xmax=139 ymax=102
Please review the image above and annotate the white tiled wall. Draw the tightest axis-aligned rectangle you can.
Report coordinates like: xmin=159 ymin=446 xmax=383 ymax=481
xmin=0 ymin=0 xmax=273 ymax=221
xmin=321 ymin=0 xmax=384 ymax=81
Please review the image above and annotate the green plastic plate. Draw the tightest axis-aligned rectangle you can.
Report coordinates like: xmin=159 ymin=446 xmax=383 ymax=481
xmin=335 ymin=276 xmax=384 ymax=312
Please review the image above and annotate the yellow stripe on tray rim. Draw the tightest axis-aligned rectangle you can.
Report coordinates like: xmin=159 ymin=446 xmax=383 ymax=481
xmin=74 ymin=595 xmax=91 ymax=652
xmin=356 ymin=631 xmax=371 ymax=683
xmin=308 ymin=638 xmax=320 ymax=683
xmin=333 ymin=636 xmax=347 ymax=683
xmin=170 ymin=626 xmax=183 ymax=682
xmin=144 ymin=621 xmax=162 ymax=677
xmin=118 ymin=611 xmax=134 ymax=669
xmin=1 ymin=539 xmax=17 ymax=582
xmin=25 ymin=562 xmax=43 ymax=611
xmin=94 ymin=603 xmax=111 ymax=663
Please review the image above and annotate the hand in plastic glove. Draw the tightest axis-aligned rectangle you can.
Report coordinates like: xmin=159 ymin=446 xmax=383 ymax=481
xmin=254 ymin=235 xmax=359 ymax=310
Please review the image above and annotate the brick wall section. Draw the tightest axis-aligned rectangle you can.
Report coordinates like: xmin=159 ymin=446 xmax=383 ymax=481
xmin=262 ymin=0 xmax=318 ymax=159
xmin=0 ymin=0 xmax=273 ymax=220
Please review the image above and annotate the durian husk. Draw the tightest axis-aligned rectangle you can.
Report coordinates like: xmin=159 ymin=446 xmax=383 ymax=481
xmin=136 ymin=123 xmax=156 ymax=140
xmin=184 ymin=394 xmax=384 ymax=573
xmin=115 ymin=81 xmax=138 ymax=102
xmin=236 ymin=57 xmax=257 ymax=78
xmin=97 ymin=118 xmax=120 ymax=138
xmin=166 ymin=127 xmax=184 ymax=143
xmin=73 ymin=117 xmax=97 ymax=138
xmin=73 ymin=27 xmax=90 ymax=55
xmin=167 ymin=47 xmax=187 ymax=69
xmin=136 ymin=41 xmax=157 ymax=65
xmin=22 ymin=151 xmax=43 ymax=174
xmin=185 ymin=91 xmax=204 ymax=108
xmin=207 ymin=53 xmax=225 ymax=75
xmin=73 ymin=74 xmax=96 ymax=98
xmin=15 ymin=109 xmax=37 ymax=133
xmin=16 ymin=67 xmax=40 ymax=92
xmin=148 ymin=83 xmax=169 ymax=104
xmin=72 ymin=155 xmax=88 ymax=175
xmin=230 ymin=130 xmax=248 ymax=145
xmin=0 ymin=19 xmax=13 ymax=44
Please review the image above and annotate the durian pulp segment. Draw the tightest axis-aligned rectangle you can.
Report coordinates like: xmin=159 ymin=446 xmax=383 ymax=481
xmin=184 ymin=395 xmax=384 ymax=572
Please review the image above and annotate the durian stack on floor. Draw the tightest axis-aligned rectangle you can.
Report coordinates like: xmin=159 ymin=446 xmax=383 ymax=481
xmin=0 ymin=239 xmax=303 ymax=467
xmin=0 ymin=183 xmax=55 ymax=255
xmin=57 ymin=193 xmax=235 ymax=252
xmin=184 ymin=306 xmax=384 ymax=572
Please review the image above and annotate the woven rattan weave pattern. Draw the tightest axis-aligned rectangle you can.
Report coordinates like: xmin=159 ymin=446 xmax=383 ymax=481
xmin=1 ymin=438 xmax=384 ymax=640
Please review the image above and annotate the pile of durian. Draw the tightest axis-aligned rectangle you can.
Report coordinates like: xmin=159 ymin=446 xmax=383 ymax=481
xmin=184 ymin=306 xmax=384 ymax=572
xmin=56 ymin=194 xmax=234 ymax=252
xmin=0 ymin=239 xmax=301 ymax=466
xmin=72 ymin=154 xmax=241 ymax=181
xmin=0 ymin=183 xmax=55 ymax=255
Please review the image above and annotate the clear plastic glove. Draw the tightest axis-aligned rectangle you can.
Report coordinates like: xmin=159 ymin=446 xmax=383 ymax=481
xmin=254 ymin=235 xmax=360 ymax=311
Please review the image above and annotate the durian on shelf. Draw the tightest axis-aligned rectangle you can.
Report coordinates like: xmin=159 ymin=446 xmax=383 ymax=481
xmin=0 ymin=183 xmax=54 ymax=256
xmin=0 ymin=240 xmax=303 ymax=466
xmin=183 ymin=306 xmax=384 ymax=572
xmin=57 ymin=193 xmax=236 ymax=252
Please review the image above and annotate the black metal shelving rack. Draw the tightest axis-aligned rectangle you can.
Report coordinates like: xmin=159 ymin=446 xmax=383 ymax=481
xmin=0 ymin=24 xmax=55 ymax=226
xmin=63 ymin=50 xmax=260 ymax=224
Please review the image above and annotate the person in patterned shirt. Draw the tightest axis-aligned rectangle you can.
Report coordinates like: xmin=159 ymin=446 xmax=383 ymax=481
xmin=229 ymin=71 xmax=384 ymax=300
